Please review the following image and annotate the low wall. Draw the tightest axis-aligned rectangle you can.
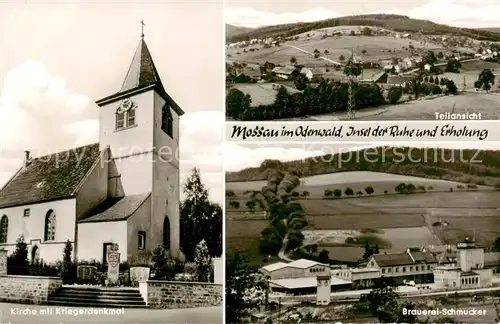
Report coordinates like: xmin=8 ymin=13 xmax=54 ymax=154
xmin=0 ymin=275 xmax=62 ymax=304
xmin=140 ymin=280 xmax=222 ymax=309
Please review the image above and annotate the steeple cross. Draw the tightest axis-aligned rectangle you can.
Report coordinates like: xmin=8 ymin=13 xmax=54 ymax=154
xmin=141 ymin=20 xmax=146 ymax=38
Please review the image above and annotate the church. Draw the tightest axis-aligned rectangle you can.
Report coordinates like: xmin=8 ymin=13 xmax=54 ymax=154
xmin=0 ymin=34 xmax=184 ymax=264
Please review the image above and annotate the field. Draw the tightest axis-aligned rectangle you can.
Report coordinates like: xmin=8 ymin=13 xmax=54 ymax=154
xmin=227 ymin=27 xmax=445 ymax=67
xmin=226 ymin=171 xmax=500 ymax=265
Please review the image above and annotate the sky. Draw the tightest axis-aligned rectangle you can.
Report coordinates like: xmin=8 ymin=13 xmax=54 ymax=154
xmin=225 ymin=0 xmax=500 ymax=29
xmin=0 ymin=1 xmax=224 ymax=203
xmin=225 ymin=142 xmax=500 ymax=172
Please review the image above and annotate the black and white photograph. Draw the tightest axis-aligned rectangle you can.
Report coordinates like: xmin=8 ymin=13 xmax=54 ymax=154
xmin=0 ymin=1 xmax=223 ymax=323
xmin=225 ymin=142 xmax=500 ymax=323
xmin=225 ymin=0 xmax=500 ymax=121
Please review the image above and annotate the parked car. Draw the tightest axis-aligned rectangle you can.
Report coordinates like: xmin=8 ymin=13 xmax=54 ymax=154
xmin=403 ymin=280 xmax=416 ymax=286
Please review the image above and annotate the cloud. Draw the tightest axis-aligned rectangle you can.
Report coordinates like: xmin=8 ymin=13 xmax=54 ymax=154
xmin=0 ymin=62 xmax=223 ymax=204
xmin=179 ymin=110 xmax=224 ymax=203
xmin=225 ymin=0 xmax=500 ymax=28
xmin=225 ymin=7 xmax=339 ymax=28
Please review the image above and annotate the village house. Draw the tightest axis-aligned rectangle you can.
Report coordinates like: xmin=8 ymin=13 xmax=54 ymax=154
xmin=299 ymin=67 xmax=323 ymax=81
xmin=272 ymin=65 xmax=299 ymax=79
xmin=0 ymin=35 xmax=184 ymax=264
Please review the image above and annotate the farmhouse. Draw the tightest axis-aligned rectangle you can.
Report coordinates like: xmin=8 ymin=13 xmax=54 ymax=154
xmin=333 ymin=266 xmax=381 ymax=289
xmin=300 ymin=67 xmax=323 ymax=81
xmin=272 ymin=65 xmax=299 ymax=79
xmin=433 ymin=238 xmax=493 ymax=289
xmin=364 ymin=247 xmax=438 ymax=285
xmin=0 ymin=35 xmax=184 ymax=264
xmin=261 ymin=259 xmax=351 ymax=295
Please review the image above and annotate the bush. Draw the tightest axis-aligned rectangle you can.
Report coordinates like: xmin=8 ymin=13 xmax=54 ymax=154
xmin=344 ymin=187 xmax=354 ymax=196
xmin=356 ymin=191 xmax=363 ymax=195
xmin=388 ymin=87 xmax=403 ymax=104
xmin=324 ymin=189 xmax=333 ymax=197
xmin=8 ymin=235 xmax=29 ymax=275
xmin=229 ymin=201 xmax=240 ymax=208
xmin=333 ymin=189 xmax=342 ymax=197
xmin=226 ymin=190 xmax=235 ymax=197
xmin=260 ymin=227 xmax=283 ymax=255
xmin=364 ymin=186 xmax=375 ymax=194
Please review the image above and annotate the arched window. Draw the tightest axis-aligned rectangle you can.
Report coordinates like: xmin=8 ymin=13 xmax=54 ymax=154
xmin=44 ymin=210 xmax=56 ymax=241
xmin=31 ymin=245 xmax=39 ymax=262
xmin=161 ymin=104 xmax=173 ymax=138
xmin=0 ymin=215 xmax=8 ymax=243
xmin=116 ymin=98 xmax=137 ymax=130
xmin=163 ymin=216 xmax=170 ymax=250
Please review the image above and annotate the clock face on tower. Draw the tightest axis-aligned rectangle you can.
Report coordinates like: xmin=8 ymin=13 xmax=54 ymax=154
xmin=117 ymin=98 xmax=137 ymax=113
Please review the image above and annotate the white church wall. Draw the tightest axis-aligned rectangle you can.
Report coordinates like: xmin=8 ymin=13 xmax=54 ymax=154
xmin=151 ymin=92 xmax=181 ymax=258
xmin=75 ymin=148 xmax=109 ymax=219
xmin=126 ymin=195 xmax=152 ymax=258
xmin=77 ymin=220 xmax=128 ymax=262
xmin=98 ymin=91 xmax=155 ymax=196
xmin=0 ymin=198 xmax=76 ymax=263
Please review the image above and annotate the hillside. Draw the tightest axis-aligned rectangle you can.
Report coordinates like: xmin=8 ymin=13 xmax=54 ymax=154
xmin=226 ymin=147 xmax=500 ymax=186
xmin=227 ymin=14 xmax=500 ymax=43
xmin=226 ymin=24 xmax=254 ymax=39
xmin=480 ymin=28 xmax=500 ymax=34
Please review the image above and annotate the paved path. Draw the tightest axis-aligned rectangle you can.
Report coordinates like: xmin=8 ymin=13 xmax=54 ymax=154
xmin=0 ymin=303 xmax=222 ymax=323
xmin=286 ymin=45 xmax=344 ymax=65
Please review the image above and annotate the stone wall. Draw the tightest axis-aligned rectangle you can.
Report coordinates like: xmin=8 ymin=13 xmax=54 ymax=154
xmin=0 ymin=275 xmax=62 ymax=304
xmin=140 ymin=280 xmax=222 ymax=309
xmin=0 ymin=249 xmax=62 ymax=304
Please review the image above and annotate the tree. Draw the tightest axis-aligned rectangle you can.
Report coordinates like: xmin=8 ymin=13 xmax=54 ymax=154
xmin=339 ymin=54 xmax=345 ymax=61
xmin=445 ymin=58 xmax=461 ymax=73
xmin=445 ymin=79 xmax=458 ymax=95
xmin=286 ymin=230 xmax=304 ymax=251
xmin=318 ymin=250 xmax=330 ymax=263
xmin=424 ymin=51 xmax=437 ymax=66
xmin=151 ymin=245 xmax=179 ymax=280
xmin=294 ymin=73 xmax=308 ymax=91
xmin=362 ymin=27 xmax=372 ymax=36
xmin=366 ymin=284 xmax=401 ymax=322
xmin=194 ymin=240 xmax=212 ymax=282
xmin=9 ymin=235 xmax=29 ymax=275
xmin=290 ymin=56 xmax=297 ymax=65
xmin=387 ymin=86 xmax=403 ymax=104
xmin=180 ymin=168 xmax=223 ymax=261
xmin=475 ymin=68 xmax=496 ymax=92
xmin=60 ymin=240 xmax=74 ymax=284
xmin=344 ymin=59 xmax=363 ymax=77
xmin=344 ymin=187 xmax=354 ymax=196
xmin=260 ymin=227 xmax=283 ymax=255
xmin=226 ymin=253 xmax=266 ymax=323
xmin=363 ymin=243 xmax=373 ymax=260
xmin=365 ymin=186 xmax=375 ymax=194
xmin=333 ymin=189 xmax=342 ymax=197
xmin=226 ymin=88 xmax=251 ymax=119
xmin=493 ymin=237 xmax=500 ymax=252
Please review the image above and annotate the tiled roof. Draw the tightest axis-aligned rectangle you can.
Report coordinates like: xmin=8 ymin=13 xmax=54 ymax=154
xmin=261 ymin=262 xmax=288 ymax=272
xmin=96 ymin=38 xmax=184 ymax=116
xmin=288 ymin=259 xmax=324 ymax=269
xmin=79 ymin=192 xmax=151 ymax=223
xmin=0 ymin=143 xmax=101 ymax=209
xmin=269 ymin=276 xmax=351 ymax=290
xmin=461 ymin=271 xmax=478 ymax=276
xmin=373 ymin=250 xmax=437 ymax=267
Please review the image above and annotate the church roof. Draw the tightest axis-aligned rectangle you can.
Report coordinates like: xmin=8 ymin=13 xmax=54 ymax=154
xmin=95 ymin=38 xmax=184 ymax=116
xmin=0 ymin=143 xmax=101 ymax=209
xmin=78 ymin=192 xmax=151 ymax=223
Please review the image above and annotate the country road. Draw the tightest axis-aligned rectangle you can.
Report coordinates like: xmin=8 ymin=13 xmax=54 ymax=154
xmin=286 ymin=44 xmax=344 ymax=65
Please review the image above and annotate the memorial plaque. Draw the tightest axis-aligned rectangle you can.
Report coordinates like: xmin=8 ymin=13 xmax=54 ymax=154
xmin=107 ymin=250 xmax=120 ymax=285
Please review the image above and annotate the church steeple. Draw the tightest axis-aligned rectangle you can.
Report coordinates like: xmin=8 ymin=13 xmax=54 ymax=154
xmin=95 ymin=34 xmax=184 ymax=116
xmin=120 ymin=37 xmax=162 ymax=93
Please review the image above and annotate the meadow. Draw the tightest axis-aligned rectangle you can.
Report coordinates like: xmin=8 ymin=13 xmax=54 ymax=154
xmin=226 ymin=171 xmax=500 ymax=265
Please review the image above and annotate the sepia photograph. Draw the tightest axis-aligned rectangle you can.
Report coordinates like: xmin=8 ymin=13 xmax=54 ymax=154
xmin=225 ymin=142 xmax=500 ymax=323
xmin=0 ymin=1 xmax=223 ymax=323
xmin=225 ymin=0 xmax=500 ymax=121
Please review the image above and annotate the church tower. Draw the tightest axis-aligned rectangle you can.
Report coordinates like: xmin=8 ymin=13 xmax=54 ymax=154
xmin=95 ymin=32 xmax=184 ymax=259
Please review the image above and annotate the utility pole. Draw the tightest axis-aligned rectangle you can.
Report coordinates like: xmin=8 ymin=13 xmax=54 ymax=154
xmin=278 ymin=296 xmax=281 ymax=323
xmin=346 ymin=47 xmax=357 ymax=119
